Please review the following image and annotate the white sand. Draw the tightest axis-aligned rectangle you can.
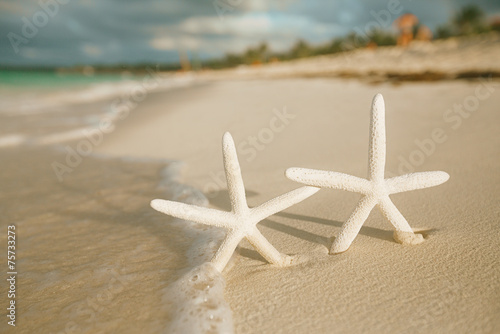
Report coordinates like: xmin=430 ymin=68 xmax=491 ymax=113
xmin=95 ymin=77 xmax=500 ymax=333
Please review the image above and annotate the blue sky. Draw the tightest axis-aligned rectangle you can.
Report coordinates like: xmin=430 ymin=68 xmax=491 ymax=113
xmin=1 ymin=0 xmax=499 ymax=67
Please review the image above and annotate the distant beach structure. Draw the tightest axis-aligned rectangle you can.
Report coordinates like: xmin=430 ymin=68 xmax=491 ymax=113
xmin=178 ymin=49 xmax=191 ymax=72
xmin=395 ymin=13 xmax=418 ymax=46
xmin=394 ymin=13 xmax=432 ymax=46
xmin=416 ymin=25 xmax=433 ymax=41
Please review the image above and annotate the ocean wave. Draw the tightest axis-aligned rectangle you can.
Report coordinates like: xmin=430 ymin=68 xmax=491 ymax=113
xmin=0 ymin=73 xmax=195 ymax=116
xmin=0 ymin=73 xmax=196 ymax=148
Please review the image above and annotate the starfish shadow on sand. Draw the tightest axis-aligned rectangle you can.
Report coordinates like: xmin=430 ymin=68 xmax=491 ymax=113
xmin=286 ymin=94 xmax=449 ymax=254
xmin=274 ymin=212 xmax=394 ymax=243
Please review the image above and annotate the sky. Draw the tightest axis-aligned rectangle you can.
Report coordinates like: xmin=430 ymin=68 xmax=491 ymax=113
xmin=0 ymin=0 xmax=499 ymax=67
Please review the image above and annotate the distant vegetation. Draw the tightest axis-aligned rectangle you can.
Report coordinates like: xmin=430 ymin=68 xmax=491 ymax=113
xmin=201 ymin=29 xmax=397 ymax=70
xmin=203 ymin=5 xmax=500 ymax=70
xmin=436 ymin=5 xmax=495 ymax=38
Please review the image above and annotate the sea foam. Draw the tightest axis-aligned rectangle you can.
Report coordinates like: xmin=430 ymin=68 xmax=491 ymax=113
xmin=162 ymin=263 xmax=234 ymax=334
xmin=157 ymin=162 xmax=235 ymax=333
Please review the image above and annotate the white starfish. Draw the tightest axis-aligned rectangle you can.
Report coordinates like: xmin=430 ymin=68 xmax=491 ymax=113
xmin=286 ymin=94 xmax=449 ymax=254
xmin=151 ymin=132 xmax=319 ymax=272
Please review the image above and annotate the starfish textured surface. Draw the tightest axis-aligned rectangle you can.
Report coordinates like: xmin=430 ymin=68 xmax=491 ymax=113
xmin=286 ymin=94 xmax=449 ymax=254
xmin=151 ymin=132 xmax=319 ymax=272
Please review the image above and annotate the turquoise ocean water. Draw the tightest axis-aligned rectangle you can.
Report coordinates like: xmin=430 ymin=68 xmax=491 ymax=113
xmin=0 ymin=70 xmax=127 ymax=88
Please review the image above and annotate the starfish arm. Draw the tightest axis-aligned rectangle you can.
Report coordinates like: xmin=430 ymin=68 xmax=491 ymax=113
xmin=377 ymin=197 xmax=413 ymax=232
xmin=150 ymin=199 xmax=234 ymax=229
xmin=250 ymin=186 xmax=320 ymax=223
xmin=285 ymin=168 xmax=371 ymax=194
xmin=377 ymin=197 xmax=424 ymax=245
xmin=246 ymin=227 xmax=291 ymax=267
xmin=330 ymin=196 xmax=377 ymax=254
xmin=211 ymin=230 xmax=244 ymax=272
xmin=386 ymin=171 xmax=450 ymax=194
xmin=368 ymin=94 xmax=386 ymax=182
xmin=222 ymin=132 xmax=248 ymax=214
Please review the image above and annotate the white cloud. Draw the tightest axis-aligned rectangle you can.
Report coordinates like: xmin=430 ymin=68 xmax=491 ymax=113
xmin=20 ymin=47 xmax=39 ymax=59
xmin=178 ymin=14 xmax=273 ymax=35
xmin=0 ymin=1 xmax=38 ymax=15
xmin=238 ymin=0 xmax=297 ymax=12
xmin=150 ymin=36 xmax=201 ymax=51
xmin=147 ymin=10 xmax=343 ymax=58
xmin=82 ymin=44 xmax=102 ymax=56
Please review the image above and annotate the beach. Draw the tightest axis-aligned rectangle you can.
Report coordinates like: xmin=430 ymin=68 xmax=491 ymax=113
xmin=97 ymin=77 xmax=500 ymax=333
xmin=1 ymin=40 xmax=500 ymax=333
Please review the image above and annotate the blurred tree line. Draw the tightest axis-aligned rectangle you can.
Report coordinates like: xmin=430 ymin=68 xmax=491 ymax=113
xmin=203 ymin=28 xmax=397 ymax=69
xmin=203 ymin=5 xmax=499 ymax=70
xmin=435 ymin=5 xmax=497 ymax=39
